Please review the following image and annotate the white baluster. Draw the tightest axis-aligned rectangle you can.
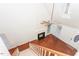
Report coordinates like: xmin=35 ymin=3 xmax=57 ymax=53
xmin=41 ymin=48 xmax=43 ymax=56
xmin=39 ymin=48 xmax=42 ymax=56
xmin=44 ymin=50 xmax=47 ymax=56
xmin=48 ymin=52 xmax=51 ymax=56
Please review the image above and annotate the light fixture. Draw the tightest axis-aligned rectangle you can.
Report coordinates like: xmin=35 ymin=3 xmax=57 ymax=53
xmin=61 ymin=3 xmax=71 ymax=19
xmin=65 ymin=3 xmax=70 ymax=14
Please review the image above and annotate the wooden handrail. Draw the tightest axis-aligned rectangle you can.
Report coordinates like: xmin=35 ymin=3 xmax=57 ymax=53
xmin=29 ymin=43 xmax=69 ymax=56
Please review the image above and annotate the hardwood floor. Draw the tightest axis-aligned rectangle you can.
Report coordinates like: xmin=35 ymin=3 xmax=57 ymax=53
xmin=30 ymin=34 xmax=77 ymax=56
xmin=9 ymin=47 xmax=17 ymax=55
xmin=9 ymin=42 xmax=29 ymax=55
xmin=18 ymin=42 xmax=29 ymax=51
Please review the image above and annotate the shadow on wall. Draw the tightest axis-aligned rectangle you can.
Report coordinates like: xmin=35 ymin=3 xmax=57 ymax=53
xmin=0 ymin=33 xmax=11 ymax=49
xmin=50 ymin=24 xmax=62 ymax=37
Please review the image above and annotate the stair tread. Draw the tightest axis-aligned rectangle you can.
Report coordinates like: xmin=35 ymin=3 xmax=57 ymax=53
xmin=19 ymin=48 xmax=38 ymax=56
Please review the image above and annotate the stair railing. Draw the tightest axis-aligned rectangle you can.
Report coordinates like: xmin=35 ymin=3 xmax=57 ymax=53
xmin=29 ymin=43 xmax=69 ymax=56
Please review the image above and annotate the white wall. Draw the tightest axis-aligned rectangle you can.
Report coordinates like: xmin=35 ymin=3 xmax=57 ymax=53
xmin=53 ymin=3 xmax=79 ymax=29
xmin=0 ymin=3 xmax=53 ymax=49
xmin=51 ymin=3 xmax=79 ymax=39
